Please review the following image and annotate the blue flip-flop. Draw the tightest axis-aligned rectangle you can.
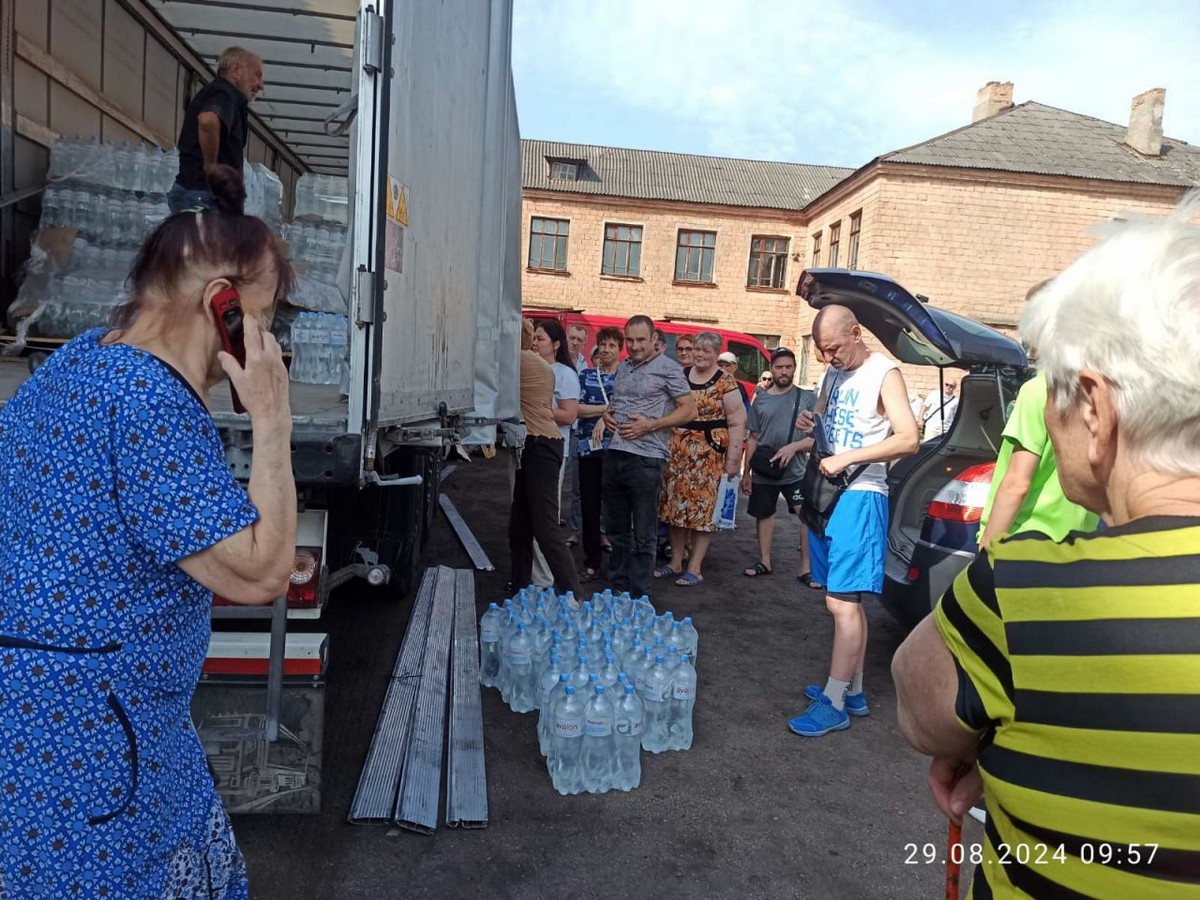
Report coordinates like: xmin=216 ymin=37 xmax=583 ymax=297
xmin=675 ymin=572 xmax=703 ymax=587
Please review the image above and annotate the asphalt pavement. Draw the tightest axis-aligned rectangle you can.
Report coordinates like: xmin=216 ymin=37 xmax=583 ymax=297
xmin=234 ymin=454 xmax=979 ymax=899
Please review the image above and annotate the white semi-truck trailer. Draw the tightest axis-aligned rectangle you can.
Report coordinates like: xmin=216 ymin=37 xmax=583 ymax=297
xmin=0 ymin=0 xmax=521 ymax=808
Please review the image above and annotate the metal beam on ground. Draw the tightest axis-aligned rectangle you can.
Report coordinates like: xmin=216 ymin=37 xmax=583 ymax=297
xmin=445 ymin=569 xmax=488 ymax=828
xmin=347 ymin=568 xmax=437 ymax=823
xmin=439 ymin=494 xmax=495 ymax=572
xmin=394 ymin=566 xmax=457 ymax=834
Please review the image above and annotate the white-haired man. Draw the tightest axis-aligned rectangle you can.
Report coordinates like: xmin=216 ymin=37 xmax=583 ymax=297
xmin=893 ymin=199 xmax=1200 ymax=899
xmin=788 ymin=305 xmax=919 ymax=738
xmin=169 ymin=47 xmax=264 ymax=212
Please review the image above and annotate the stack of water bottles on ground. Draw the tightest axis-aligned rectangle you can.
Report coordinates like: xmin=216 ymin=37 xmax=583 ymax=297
xmin=10 ymin=135 xmax=283 ymax=342
xmin=479 ymin=587 xmax=699 ymax=796
xmin=283 ymin=174 xmax=351 ymax=388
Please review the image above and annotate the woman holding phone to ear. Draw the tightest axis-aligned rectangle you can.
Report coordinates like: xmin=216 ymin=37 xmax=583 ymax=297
xmin=0 ymin=164 xmax=294 ymax=898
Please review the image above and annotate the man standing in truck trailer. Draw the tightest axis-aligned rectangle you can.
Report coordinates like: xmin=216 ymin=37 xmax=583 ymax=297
xmin=168 ymin=47 xmax=265 ymax=213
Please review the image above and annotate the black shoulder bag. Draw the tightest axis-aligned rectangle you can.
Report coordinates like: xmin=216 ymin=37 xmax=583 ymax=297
xmin=749 ymin=388 xmax=802 ymax=480
xmin=798 ymin=374 xmax=867 ymax=536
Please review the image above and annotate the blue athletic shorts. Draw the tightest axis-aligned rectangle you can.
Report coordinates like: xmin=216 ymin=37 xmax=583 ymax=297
xmin=809 ymin=490 xmax=888 ymax=595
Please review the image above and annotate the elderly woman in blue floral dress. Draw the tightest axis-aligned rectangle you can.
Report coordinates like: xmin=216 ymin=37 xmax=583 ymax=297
xmin=0 ymin=166 xmax=296 ymax=898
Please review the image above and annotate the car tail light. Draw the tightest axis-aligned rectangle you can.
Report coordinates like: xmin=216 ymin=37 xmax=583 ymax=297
xmin=212 ymin=547 xmax=323 ymax=608
xmin=926 ymin=463 xmax=995 ymax=523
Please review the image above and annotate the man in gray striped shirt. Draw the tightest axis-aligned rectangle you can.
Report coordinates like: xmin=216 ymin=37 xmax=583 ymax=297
xmin=601 ymin=316 xmax=697 ymax=596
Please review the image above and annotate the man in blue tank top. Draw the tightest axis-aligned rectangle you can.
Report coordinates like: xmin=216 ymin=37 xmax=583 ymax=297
xmin=788 ymin=305 xmax=920 ymax=738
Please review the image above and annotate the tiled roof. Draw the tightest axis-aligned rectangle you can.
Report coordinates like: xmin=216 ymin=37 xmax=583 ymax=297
xmin=882 ymin=101 xmax=1200 ymax=187
xmin=522 ymin=139 xmax=854 ymax=211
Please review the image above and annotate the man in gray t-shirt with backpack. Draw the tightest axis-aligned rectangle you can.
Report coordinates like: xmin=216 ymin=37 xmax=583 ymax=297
xmin=741 ymin=348 xmax=818 ymax=584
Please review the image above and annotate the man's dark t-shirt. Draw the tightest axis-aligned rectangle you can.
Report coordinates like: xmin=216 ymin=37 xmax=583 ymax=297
xmin=176 ymin=77 xmax=248 ymax=190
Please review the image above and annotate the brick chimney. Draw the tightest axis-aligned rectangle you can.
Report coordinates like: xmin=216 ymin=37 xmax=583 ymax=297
xmin=972 ymin=81 xmax=1014 ymax=122
xmin=1126 ymin=88 xmax=1165 ymax=156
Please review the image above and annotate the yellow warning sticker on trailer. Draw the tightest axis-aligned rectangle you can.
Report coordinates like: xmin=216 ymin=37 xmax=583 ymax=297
xmin=385 ymin=175 xmax=409 ymax=227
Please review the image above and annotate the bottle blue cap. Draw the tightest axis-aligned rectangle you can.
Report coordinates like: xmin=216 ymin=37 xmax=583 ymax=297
xmin=488 ymin=602 xmax=499 ymax=609
xmin=588 ymin=673 xmax=598 ymax=682
xmin=656 ymin=654 xmax=665 ymax=663
xmin=559 ymin=673 xmax=570 ymax=682
xmin=625 ymin=684 xmax=635 ymax=694
xmin=565 ymin=685 xmax=575 ymax=695
xmin=595 ymin=685 xmax=605 ymax=694
xmin=617 ymin=672 xmax=628 ymax=682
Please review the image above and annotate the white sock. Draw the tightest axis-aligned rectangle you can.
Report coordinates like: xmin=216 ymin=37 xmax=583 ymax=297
xmin=823 ymin=677 xmax=850 ymax=711
xmin=849 ymin=671 xmax=863 ymax=695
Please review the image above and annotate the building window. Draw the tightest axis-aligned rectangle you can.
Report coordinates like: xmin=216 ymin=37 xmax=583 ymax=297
xmin=828 ymin=221 xmax=841 ymax=267
xmin=528 ymin=217 xmax=570 ymax=271
xmin=810 ymin=232 xmax=822 ymax=267
xmin=848 ymin=211 xmax=862 ymax=269
xmin=746 ymin=235 xmax=789 ymax=289
xmin=602 ymin=223 xmax=643 ymax=277
xmin=549 ymin=160 xmax=578 ymax=181
xmin=675 ymin=229 xmax=717 ymax=283
xmin=750 ymin=333 xmax=781 ymax=350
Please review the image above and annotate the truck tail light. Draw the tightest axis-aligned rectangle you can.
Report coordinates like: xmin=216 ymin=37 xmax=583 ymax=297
xmin=287 ymin=547 xmax=323 ymax=607
xmin=212 ymin=546 xmax=323 ymax=608
xmin=926 ymin=463 xmax=995 ymax=524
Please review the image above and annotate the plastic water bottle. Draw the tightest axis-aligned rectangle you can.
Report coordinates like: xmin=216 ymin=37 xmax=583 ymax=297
xmin=549 ymin=686 xmax=585 ymax=795
xmin=581 ymin=685 xmax=615 ymax=793
xmin=569 ymin=654 xmax=591 ymax=696
xmin=613 ymin=684 xmax=644 ymax=791
xmin=478 ymin=602 xmax=503 ymax=688
xmin=289 ymin=313 xmax=307 ymax=383
xmin=539 ymin=673 xmax=571 ymax=758
xmin=598 ymin=654 xmax=620 ymax=691
xmin=639 ymin=655 xmax=672 ymax=753
xmin=536 ymin=652 xmax=566 ymax=712
xmin=680 ymin=616 xmax=699 ymax=661
xmin=496 ymin=612 xmax=520 ymax=704
xmin=506 ymin=623 xmax=535 ymax=713
xmin=667 ymin=653 xmax=697 ymax=751
xmin=329 ymin=314 xmax=348 ymax=384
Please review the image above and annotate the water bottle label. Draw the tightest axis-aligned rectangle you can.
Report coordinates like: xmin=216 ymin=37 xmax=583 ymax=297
xmin=554 ymin=717 xmax=583 ymax=738
xmin=480 ymin=624 xmax=499 ymax=643
xmin=506 ymin=647 xmax=531 ymax=666
xmin=641 ymin=684 xmax=663 ymax=702
xmin=672 ymin=683 xmax=696 ymax=701
xmin=615 ymin=717 xmax=643 ymax=736
xmin=584 ymin=716 xmax=612 ymax=737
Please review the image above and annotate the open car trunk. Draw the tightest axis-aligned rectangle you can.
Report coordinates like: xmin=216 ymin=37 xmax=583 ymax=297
xmin=797 ymin=268 xmax=1030 ymax=574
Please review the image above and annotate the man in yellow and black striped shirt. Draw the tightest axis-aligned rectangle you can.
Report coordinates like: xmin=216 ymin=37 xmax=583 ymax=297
xmin=893 ymin=205 xmax=1200 ymax=898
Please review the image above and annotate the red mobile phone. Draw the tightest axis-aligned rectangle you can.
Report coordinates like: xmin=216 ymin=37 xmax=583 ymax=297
xmin=211 ymin=287 xmax=247 ymax=414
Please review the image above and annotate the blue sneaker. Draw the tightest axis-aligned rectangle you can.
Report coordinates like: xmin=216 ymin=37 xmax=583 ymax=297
xmin=805 ymin=683 xmax=870 ymax=717
xmin=788 ymin=694 xmax=850 ymax=737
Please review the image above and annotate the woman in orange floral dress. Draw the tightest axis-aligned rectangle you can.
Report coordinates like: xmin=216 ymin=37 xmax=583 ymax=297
xmin=654 ymin=331 xmax=747 ymax=586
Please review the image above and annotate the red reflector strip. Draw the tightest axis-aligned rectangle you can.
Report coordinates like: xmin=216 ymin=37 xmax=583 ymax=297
xmin=202 ymin=656 xmax=324 ymax=677
xmin=907 ymin=566 xmax=921 ymax=582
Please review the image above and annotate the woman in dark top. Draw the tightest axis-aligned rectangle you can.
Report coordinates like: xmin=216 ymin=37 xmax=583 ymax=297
xmin=0 ymin=165 xmax=295 ymax=898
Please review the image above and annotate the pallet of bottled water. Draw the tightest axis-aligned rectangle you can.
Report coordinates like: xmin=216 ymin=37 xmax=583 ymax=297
xmin=11 ymin=136 xmax=283 ymax=341
xmin=284 ymin=173 xmax=349 ymax=315
xmin=479 ymin=587 xmax=699 ymax=796
xmin=288 ymin=312 xmax=349 ymax=385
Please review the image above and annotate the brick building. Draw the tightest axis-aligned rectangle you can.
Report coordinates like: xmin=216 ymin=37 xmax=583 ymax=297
xmin=521 ymin=83 xmax=1200 ymax=392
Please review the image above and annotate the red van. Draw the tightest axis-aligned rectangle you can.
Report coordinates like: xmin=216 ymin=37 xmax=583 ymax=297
xmin=523 ymin=309 xmax=771 ymax=392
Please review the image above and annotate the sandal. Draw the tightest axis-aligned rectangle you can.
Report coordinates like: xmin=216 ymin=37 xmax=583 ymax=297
xmin=653 ymin=565 xmax=682 ymax=579
xmin=797 ymin=572 xmax=824 ymax=589
xmin=675 ymin=572 xmax=703 ymax=587
xmin=743 ymin=561 xmax=773 ymax=577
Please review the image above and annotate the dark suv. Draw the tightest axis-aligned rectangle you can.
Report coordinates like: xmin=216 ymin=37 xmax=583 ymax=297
xmin=797 ymin=269 xmax=1031 ymax=630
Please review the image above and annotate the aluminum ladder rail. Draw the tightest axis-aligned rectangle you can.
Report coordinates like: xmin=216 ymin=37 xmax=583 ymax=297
xmin=393 ymin=565 xmax=457 ymax=833
xmin=347 ymin=568 xmax=437 ymax=823
xmin=445 ymin=568 xmax=488 ymax=827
